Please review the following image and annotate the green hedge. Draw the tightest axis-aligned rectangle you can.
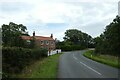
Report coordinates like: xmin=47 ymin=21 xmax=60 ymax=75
xmin=60 ymin=45 xmax=86 ymax=51
xmin=2 ymin=47 xmax=48 ymax=77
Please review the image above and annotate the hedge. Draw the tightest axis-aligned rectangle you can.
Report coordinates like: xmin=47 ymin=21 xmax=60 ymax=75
xmin=60 ymin=45 xmax=86 ymax=51
xmin=2 ymin=47 xmax=48 ymax=77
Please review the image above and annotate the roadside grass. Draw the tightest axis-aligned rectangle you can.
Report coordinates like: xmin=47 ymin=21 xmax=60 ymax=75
xmin=16 ymin=53 xmax=63 ymax=78
xmin=83 ymin=50 xmax=120 ymax=68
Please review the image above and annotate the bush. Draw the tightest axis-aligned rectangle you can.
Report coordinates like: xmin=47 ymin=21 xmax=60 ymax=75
xmin=2 ymin=47 xmax=48 ymax=77
xmin=60 ymin=45 xmax=86 ymax=51
xmin=60 ymin=45 xmax=71 ymax=51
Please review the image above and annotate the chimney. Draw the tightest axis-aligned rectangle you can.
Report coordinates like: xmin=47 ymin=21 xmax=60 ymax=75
xmin=33 ymin=31 xmax=35 ymax=36
xmin=50 ymin=34 xmax=53 ymax=38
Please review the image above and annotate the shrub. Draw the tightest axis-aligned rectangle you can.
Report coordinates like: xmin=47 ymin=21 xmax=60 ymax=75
xmin=2 ymin=47 xmax=48 ymax=77
xmin=60 ymin=45 xmax=86 ymax=51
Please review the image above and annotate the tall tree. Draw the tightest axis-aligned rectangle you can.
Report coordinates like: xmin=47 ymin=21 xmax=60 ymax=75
xmin=63 ymin=29 xmax=93 ymax=47
xmin=2 ymin=22 xmax=29 ymax=47
xmin=95 ymin=15 xmax=120 ymax=56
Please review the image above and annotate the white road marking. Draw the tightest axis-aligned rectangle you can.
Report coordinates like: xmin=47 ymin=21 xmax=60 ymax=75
xmin=73 ymin=53 xmax=102 ymax=75
xmin=73 ymin=54 xmax=78 ymax=60
xmin=79 ymin=62 xmax=102 ymax=75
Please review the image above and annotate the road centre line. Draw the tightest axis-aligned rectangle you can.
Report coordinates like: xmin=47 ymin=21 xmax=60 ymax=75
xmin=73 ymin=53 xmax=78 ymax=60
xmin=73 ymin=53 xmax=102 ymax=75
xmin=79 ymin=62 xmax=102 ymax=75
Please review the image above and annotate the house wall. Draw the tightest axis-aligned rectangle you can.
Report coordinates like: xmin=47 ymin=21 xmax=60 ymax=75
xmin=35 ymin=40 xmax=55 ymax=52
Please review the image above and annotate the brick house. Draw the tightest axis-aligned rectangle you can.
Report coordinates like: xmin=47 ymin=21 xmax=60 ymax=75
xmin=21 ymin=31 xmax=56 ymax=54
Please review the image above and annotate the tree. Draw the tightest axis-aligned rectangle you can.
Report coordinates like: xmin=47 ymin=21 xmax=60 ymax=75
xmin=2 ymin=22 xmax=29 ymax=47
xmin=95 ymin=15 xmax=120 ymax=56
xmin=63 ymin=29 xmax=81 ymax=44
xmin=63 ymin=29 xmax=93 ymax=48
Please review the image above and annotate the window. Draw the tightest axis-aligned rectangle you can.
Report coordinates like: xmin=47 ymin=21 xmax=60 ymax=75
xmin=41 ymin=41 xmax=44 ymax=45
xmin=26 ymin=40 xmax=31 ymax=44
xmin=46 ymin=40 xmax=49 ymax=45
xmin=26 ymin=40 xmax=30 ymax=43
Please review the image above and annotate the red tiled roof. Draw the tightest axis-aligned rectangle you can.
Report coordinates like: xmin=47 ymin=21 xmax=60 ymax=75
xmin=21 ymin=36 xmax=54 ymax=40
xmin=21 ymin=36 xmax=32 ymax=40
xmin=35 ymin=36 xmax=54 ymax=40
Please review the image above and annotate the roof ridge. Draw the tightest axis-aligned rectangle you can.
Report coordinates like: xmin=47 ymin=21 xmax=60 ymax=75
xmin=21 ymin=35 xmax=54 ymax=40
xmin=35 ymin=36 xmax=50 ymax=37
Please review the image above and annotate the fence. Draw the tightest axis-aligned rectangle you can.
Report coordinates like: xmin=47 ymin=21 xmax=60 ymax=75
xmin=48 ymin=49 xmax=61 ymax=56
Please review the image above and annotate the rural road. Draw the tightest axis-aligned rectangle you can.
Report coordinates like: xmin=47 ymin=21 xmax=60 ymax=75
xmin=58 ymin=50 xmax=119 ymax=78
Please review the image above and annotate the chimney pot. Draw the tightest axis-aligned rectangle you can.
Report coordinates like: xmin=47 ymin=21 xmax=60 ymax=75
xmin=33 ymin=31 xmax=35 ymax=36
xmin=50 ymin=34 xmax=53 ymax=38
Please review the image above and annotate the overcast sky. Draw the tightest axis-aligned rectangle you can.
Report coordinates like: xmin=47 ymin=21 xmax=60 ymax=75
xmin=0 ymin=0 xmax=119 ymax=41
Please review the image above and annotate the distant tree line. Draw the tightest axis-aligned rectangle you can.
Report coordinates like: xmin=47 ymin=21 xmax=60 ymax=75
xmin=94 ymin=15 xmax=120 ymax=56
xmin=56 ymin=29 xmax=94 ymax=51
xmin=56 ymin=15 xmax=120 ymax=56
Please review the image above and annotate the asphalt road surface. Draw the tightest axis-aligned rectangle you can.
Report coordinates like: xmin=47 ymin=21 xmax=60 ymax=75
xmin=58 ymin=50 xmax=119 ymax=78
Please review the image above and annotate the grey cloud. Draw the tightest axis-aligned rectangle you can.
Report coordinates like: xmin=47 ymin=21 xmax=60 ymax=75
xmin=78 ymin=17 xmax=115 ymax=37
xmin=80 ymin=22 xmax=106 ymax=37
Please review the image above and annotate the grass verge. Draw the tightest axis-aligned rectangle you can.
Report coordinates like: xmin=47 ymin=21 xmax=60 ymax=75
xmin=16 ymin=53 xmax=63 ymax=78
xmin=83 ymin=50 xmax=120 ymax=68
